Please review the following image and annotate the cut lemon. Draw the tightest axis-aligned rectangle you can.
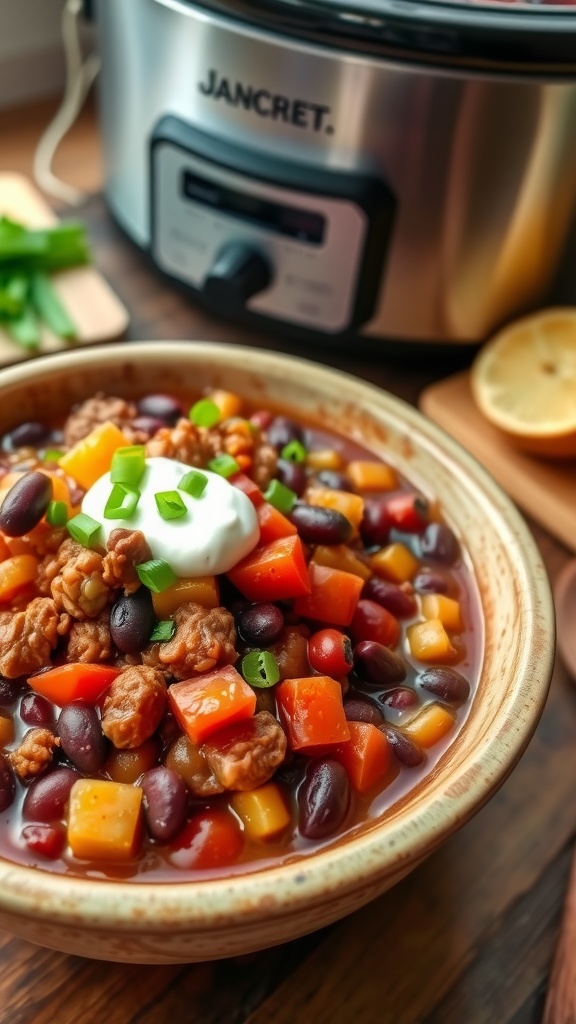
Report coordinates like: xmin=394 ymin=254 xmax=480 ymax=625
xmin=471 ymin=307 xmax=576 ymax=458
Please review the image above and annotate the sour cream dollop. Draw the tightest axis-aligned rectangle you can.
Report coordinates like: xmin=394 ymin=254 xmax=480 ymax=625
xmin=81 ymin=456 xmax=260 ymax=577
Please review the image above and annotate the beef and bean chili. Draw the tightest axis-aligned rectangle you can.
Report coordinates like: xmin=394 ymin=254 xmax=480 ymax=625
xmin=0 ymin=388 xmax=482 ymax=880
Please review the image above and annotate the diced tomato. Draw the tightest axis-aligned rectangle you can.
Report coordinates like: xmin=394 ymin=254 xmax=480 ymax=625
xmin=293 ymin=564 xmax=363 ymax=627
xmin=307 ymin=628 xmax=353 ymax=677
xmin=350 ymin=599 xmax=400 ymax=648
xmin=227 ymin=534 xmax=310 ymax=602
xmin=230 ymin=472 xmax=264 ymax=506
xmin=334 ymin=722 xmax=391 ymax=792
xmin=168 ymin=808 xmax=244 ymax=871
xmin=385 ymin=492 xmax=429 ymax=532
xmin=256 ymin=501 xmax=298 ymax=545
xmin=276 ymin=675 xmax=350 ymax=752
xmin=27 ymin=663 xmax=121 ymax=706
xmin=168 ymin=665 xmax=256 ymax=744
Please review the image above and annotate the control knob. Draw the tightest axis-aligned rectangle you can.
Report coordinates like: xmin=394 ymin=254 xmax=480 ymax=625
xmin=203 ymin=242 xmax=272 ymax=309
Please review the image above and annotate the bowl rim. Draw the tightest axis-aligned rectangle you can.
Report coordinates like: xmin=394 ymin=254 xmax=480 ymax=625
xmin=0 ymin=341 xmax=555 ymax=931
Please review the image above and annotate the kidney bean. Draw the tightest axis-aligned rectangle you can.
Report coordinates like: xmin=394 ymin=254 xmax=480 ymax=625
xmin=249 ymin=410 xmax=273 ymax=431
xmin=5 ymin=421 xmax=51 ymax=450
xmin=0 ymin=754 xmax=15 ymax=812
xmin=0 ymin=677 xmax=28 ymax=707
xmin=57 ymin=703 xmax=107 ymax=773
xmin=380 ymin=725 xmax=424 ymax=767
xmin=350 ymin=600 xmax=400 ymax=649
xmin=353 ymin=640 xmax=406 ymax=687
xmin=136 ymin=393 xmax=182 ymax=425
xmin=360 ymin=498 xmax=393 ymax=547
xmin=22 ymin=766 xmax=80 ymax=822
xmin=110 ymin=587 xmax=156 ymax=654
xmin=141 ymin=766 xmax=188 ymax=843
xmin=267 ymin=416 xmax=304 ymax=450
xmin=343 ymin=699 xmax=384 ymax=727
xmin=288 ymin=503 xmax=353 ymax=544
xmin=276 ymin=458 xmax=307 ymax=497
xmin=316 ymin=470 xmax=355 ymax=493
xmin=420 ymin=523 xmax=460 ymax=566
xmin=131 ymin=415 xmax=166 ymax=438
xmin=380 ymin=687 xmax=420 ymax=713
xmin=362 ymin=578 xmax=417 ymax=619
xmin=298 ymin=759 xmax=350 ymax=840
xmin=0 ymin=471 xmax=53 ymax=536
xmin=237 ymin=602 xmax=284 ymax=647
xmin=20 ymin=692 xmax=55 ymax=729
xmin=309 ymin=629 xmax=353 ymax=677
xmin=412 ymin=570 xmax=450 ymax=595
xmin=417 ymin=667 xmax=470 ymax=706
xmin=22 ymin=822 xmax=66 ymax=859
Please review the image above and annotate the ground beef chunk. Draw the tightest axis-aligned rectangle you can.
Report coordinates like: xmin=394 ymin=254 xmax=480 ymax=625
xmin=145 ymin=417 xmax=277 ymax=487
xmin=50 ymin=540 xmax=110 ymax=620
xmin=102 ymin=529 xmax=153 ymax=593
xmin=63 ymin=393 xmax=137 ymax=447
xmin=201 ymin=712 xmax=287 ymax=791
xmin=66 ymin=611 xmax=112 ymax=663
xmin=251 ymin=441 xmax=277 ymax=490
xmin=8 ymin=728 xmax=60 ymax=780
xmin=101 ymin=665 xmax=167 ymax=749
xmin=0 ymin=597 xmax=59 ymax=678
xmin=142 ymin=603 xmax=237 ymax=679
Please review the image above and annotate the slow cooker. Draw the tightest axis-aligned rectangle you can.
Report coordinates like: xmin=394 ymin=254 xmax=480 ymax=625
xmin=92 ymin=0 xmax=576 ymax=346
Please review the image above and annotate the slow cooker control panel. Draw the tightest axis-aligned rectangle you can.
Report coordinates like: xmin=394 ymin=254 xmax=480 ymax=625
xmin=150 ymin=117 xmax=395 ymax=336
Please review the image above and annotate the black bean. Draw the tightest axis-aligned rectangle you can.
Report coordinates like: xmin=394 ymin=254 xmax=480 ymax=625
xmin=412 ymin=571 xmax=450 ymax=595
xmin=5 ymin=421 xmax=51 ymax=451
xmin=417 ymin=667 xmax=470 ymax=706
xmin=237 ymin=602 xmax=284 ymax=647
xmin=0 ymin=753 xmax=15 ymax=812
xmin=136 ymin=394 xmax=182 ymax=425
xmin=380 ymin=725 xmax=424 ymax=768
xmin=57 ymin=703 xmax=107 ymax=773
xmin=343 ymin=699 xmax=384 ymax=727
xmin=20 ymin=692 xmax=55 ymax=728
xmin=0 ymin=471 xmax=53 ymax=537
xmin=22 ymin=766 xmax=80 ymax=822
xmin=288 ymin=503 xmax=353 ymax=545
xmin=362 ymin=578 xmax=417 ymax=618
xmin=141 ymin=766 xmax=188 ymax=843
xmin=353 ymin=640 xmax=407 ymax=688
xmin=110 ymin=587 xmax=156 ymax=654
xmin=267 ymin=416 xmax=304 ymax=450
xmin=360 ymin=497 xmax=392 ymax=547
xmin=131 ymin=415 xmax=166 ymax=438
xmin=276 ymin=459 xmax=307 ymax=497
xmin=316 ymin=470 xmax=355 ymax=493
xmin=298 ymin=759 xmax=350 ymax=839
xmin=420 ymin=523 xmax=460 ymax=566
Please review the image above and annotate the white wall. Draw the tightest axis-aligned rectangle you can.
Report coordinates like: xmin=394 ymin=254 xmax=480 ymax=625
xmin=0 ymin=0 xmax=68 ymax=108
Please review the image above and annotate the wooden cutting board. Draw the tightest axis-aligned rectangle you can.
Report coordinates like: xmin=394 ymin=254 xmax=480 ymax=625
xmin=0 ymin=172 xmax=129 ymax=362
xmin=420 ymin=370 xmax=576 ymax=554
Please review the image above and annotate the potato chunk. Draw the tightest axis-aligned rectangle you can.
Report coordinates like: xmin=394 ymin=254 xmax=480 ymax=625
xmin=68 ymin=779 xmax=142 ymax=861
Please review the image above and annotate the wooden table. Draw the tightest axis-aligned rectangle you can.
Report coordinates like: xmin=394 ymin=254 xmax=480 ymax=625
xmin=1 ymin=99 xmax=575 ymax=1024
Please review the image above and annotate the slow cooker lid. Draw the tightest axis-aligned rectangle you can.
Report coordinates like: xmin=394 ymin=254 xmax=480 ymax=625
xmin=190 ymin=0 xmax=576 ymax=70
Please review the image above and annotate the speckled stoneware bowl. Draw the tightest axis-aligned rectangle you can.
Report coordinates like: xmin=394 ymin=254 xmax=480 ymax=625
xmin=0 ymin=342 xmax=554 ymax=963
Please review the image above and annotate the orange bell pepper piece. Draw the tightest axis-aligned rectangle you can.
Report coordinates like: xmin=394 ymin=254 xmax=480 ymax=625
xmin=276 ymin=675 xmax=350 ymax=752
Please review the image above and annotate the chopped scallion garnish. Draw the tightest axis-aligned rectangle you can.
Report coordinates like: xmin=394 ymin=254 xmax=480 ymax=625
xmin=103 ymin=483 xmax=140 ymax=520
xmin=208 ymin=453 xmax=240 ymax=479
xmin=241 ymin=651 xmax=280 ymax=688
xmin=66 ymin=512 xmax=102 ymax=548
xmin=280 ymin=440 xmax=307 ymax=464
xmin=155 ymin=490 xmax=187 ymax=520
xmin=45 ymin=500 xmax=68 ymax=527
xmin=178 ymin=469 xmax=208 ymax=499
xmin=136 ymin=558 xmax=177 ymax=593
xmin=263 ymin=478 xmax=296 ymax=514
xmin=110 ymin=445 xmax=146 ymax=485
xmin=150 ymin=620 xmax=176 ymax=642
xmin=189 ymin=398 xmax=221 ymax=428
xmin=43 ymin=448 xmax=64 ymax=464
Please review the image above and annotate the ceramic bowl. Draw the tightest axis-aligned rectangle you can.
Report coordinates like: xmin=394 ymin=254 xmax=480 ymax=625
xmin=0 ymin=342 xmax=554 ymax=963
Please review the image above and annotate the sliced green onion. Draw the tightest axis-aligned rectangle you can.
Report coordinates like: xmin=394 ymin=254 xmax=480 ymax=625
xmin=5 ymin=301 xmax=39 ymax=349
xmin=178 ymin=469 xmax=208 ymax=499
xmin=136 ymin=558 xmax=177 ymax=593
xmin=241 ymin=651 xmax=280 ymax=689
xmin=207 ymin=453 xmax=240 ymax=479
xmin=67 ymin=512 xmax=102 ymax=547
xmin=110 ymin=445 xmax=146 ymax=485
xmin=150 ymin=620 xmax=176 ymax=642
xmin=30 ymin=272 xmax=77 ymax=341
xmin=155 ymin=490 xmax=187 ymax=521
xmin=280 ymin=440 xmax=307 ymax=464
xmin=263 ymin=479 xmax=296 ymax=514
xmin=103 ymin=483 xmax=140 ymax=520
xmin=43 ymin=448 xmax=64 ymax=463
xmin=45 ymin=500 xmax=68 ymax=527
xmin=189 ymin=398 xmax=221 ymax=428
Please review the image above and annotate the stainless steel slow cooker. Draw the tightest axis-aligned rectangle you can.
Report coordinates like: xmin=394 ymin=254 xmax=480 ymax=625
xmin=93 ymin=0 xmax=576 ymax=346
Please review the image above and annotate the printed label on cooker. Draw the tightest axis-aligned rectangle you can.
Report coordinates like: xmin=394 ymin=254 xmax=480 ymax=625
xmin=198 ymin=69 xmax=334 ymax=134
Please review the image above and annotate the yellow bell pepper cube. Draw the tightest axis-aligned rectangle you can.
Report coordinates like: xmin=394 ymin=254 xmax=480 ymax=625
xmin=371 ymin=542 xmax=420 ymax=584
xmin=231 ymin=782 xmax=291 ymax=841
xmin=407 ymin=618 xmax=457 ymax=662
xmin=152 ymin=576 xmax=220 ymax=618
xmin=306 ymin=486 xmax=364 ymax=532
xmin=0 ymin=715 xmax=14 ymax=746
xmin=403 ymin=702 xmax=456 ymax=748
xmin=306 ymin=449 xmax=343 ymax=472
xmin=68 ymin=779 xmax=143 ymax=861
xmin=208 ymin=389 xmax=243 ymax=420
xmin=0 ymin=554 xmax=39 ymax=602
xmin=346 ymin=460 xmax=398 ymax=492
xmin=421 ymin=593 xmax=463 ymax=631
xmin=311 ymin=543 xmax=372 ymax=581
xmin=58 ymin=421 xmax=131 ymax=490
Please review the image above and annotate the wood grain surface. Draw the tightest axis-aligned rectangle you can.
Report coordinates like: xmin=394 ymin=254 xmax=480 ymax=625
xmin=0 ymin=97 xmax=575 ymax=1024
